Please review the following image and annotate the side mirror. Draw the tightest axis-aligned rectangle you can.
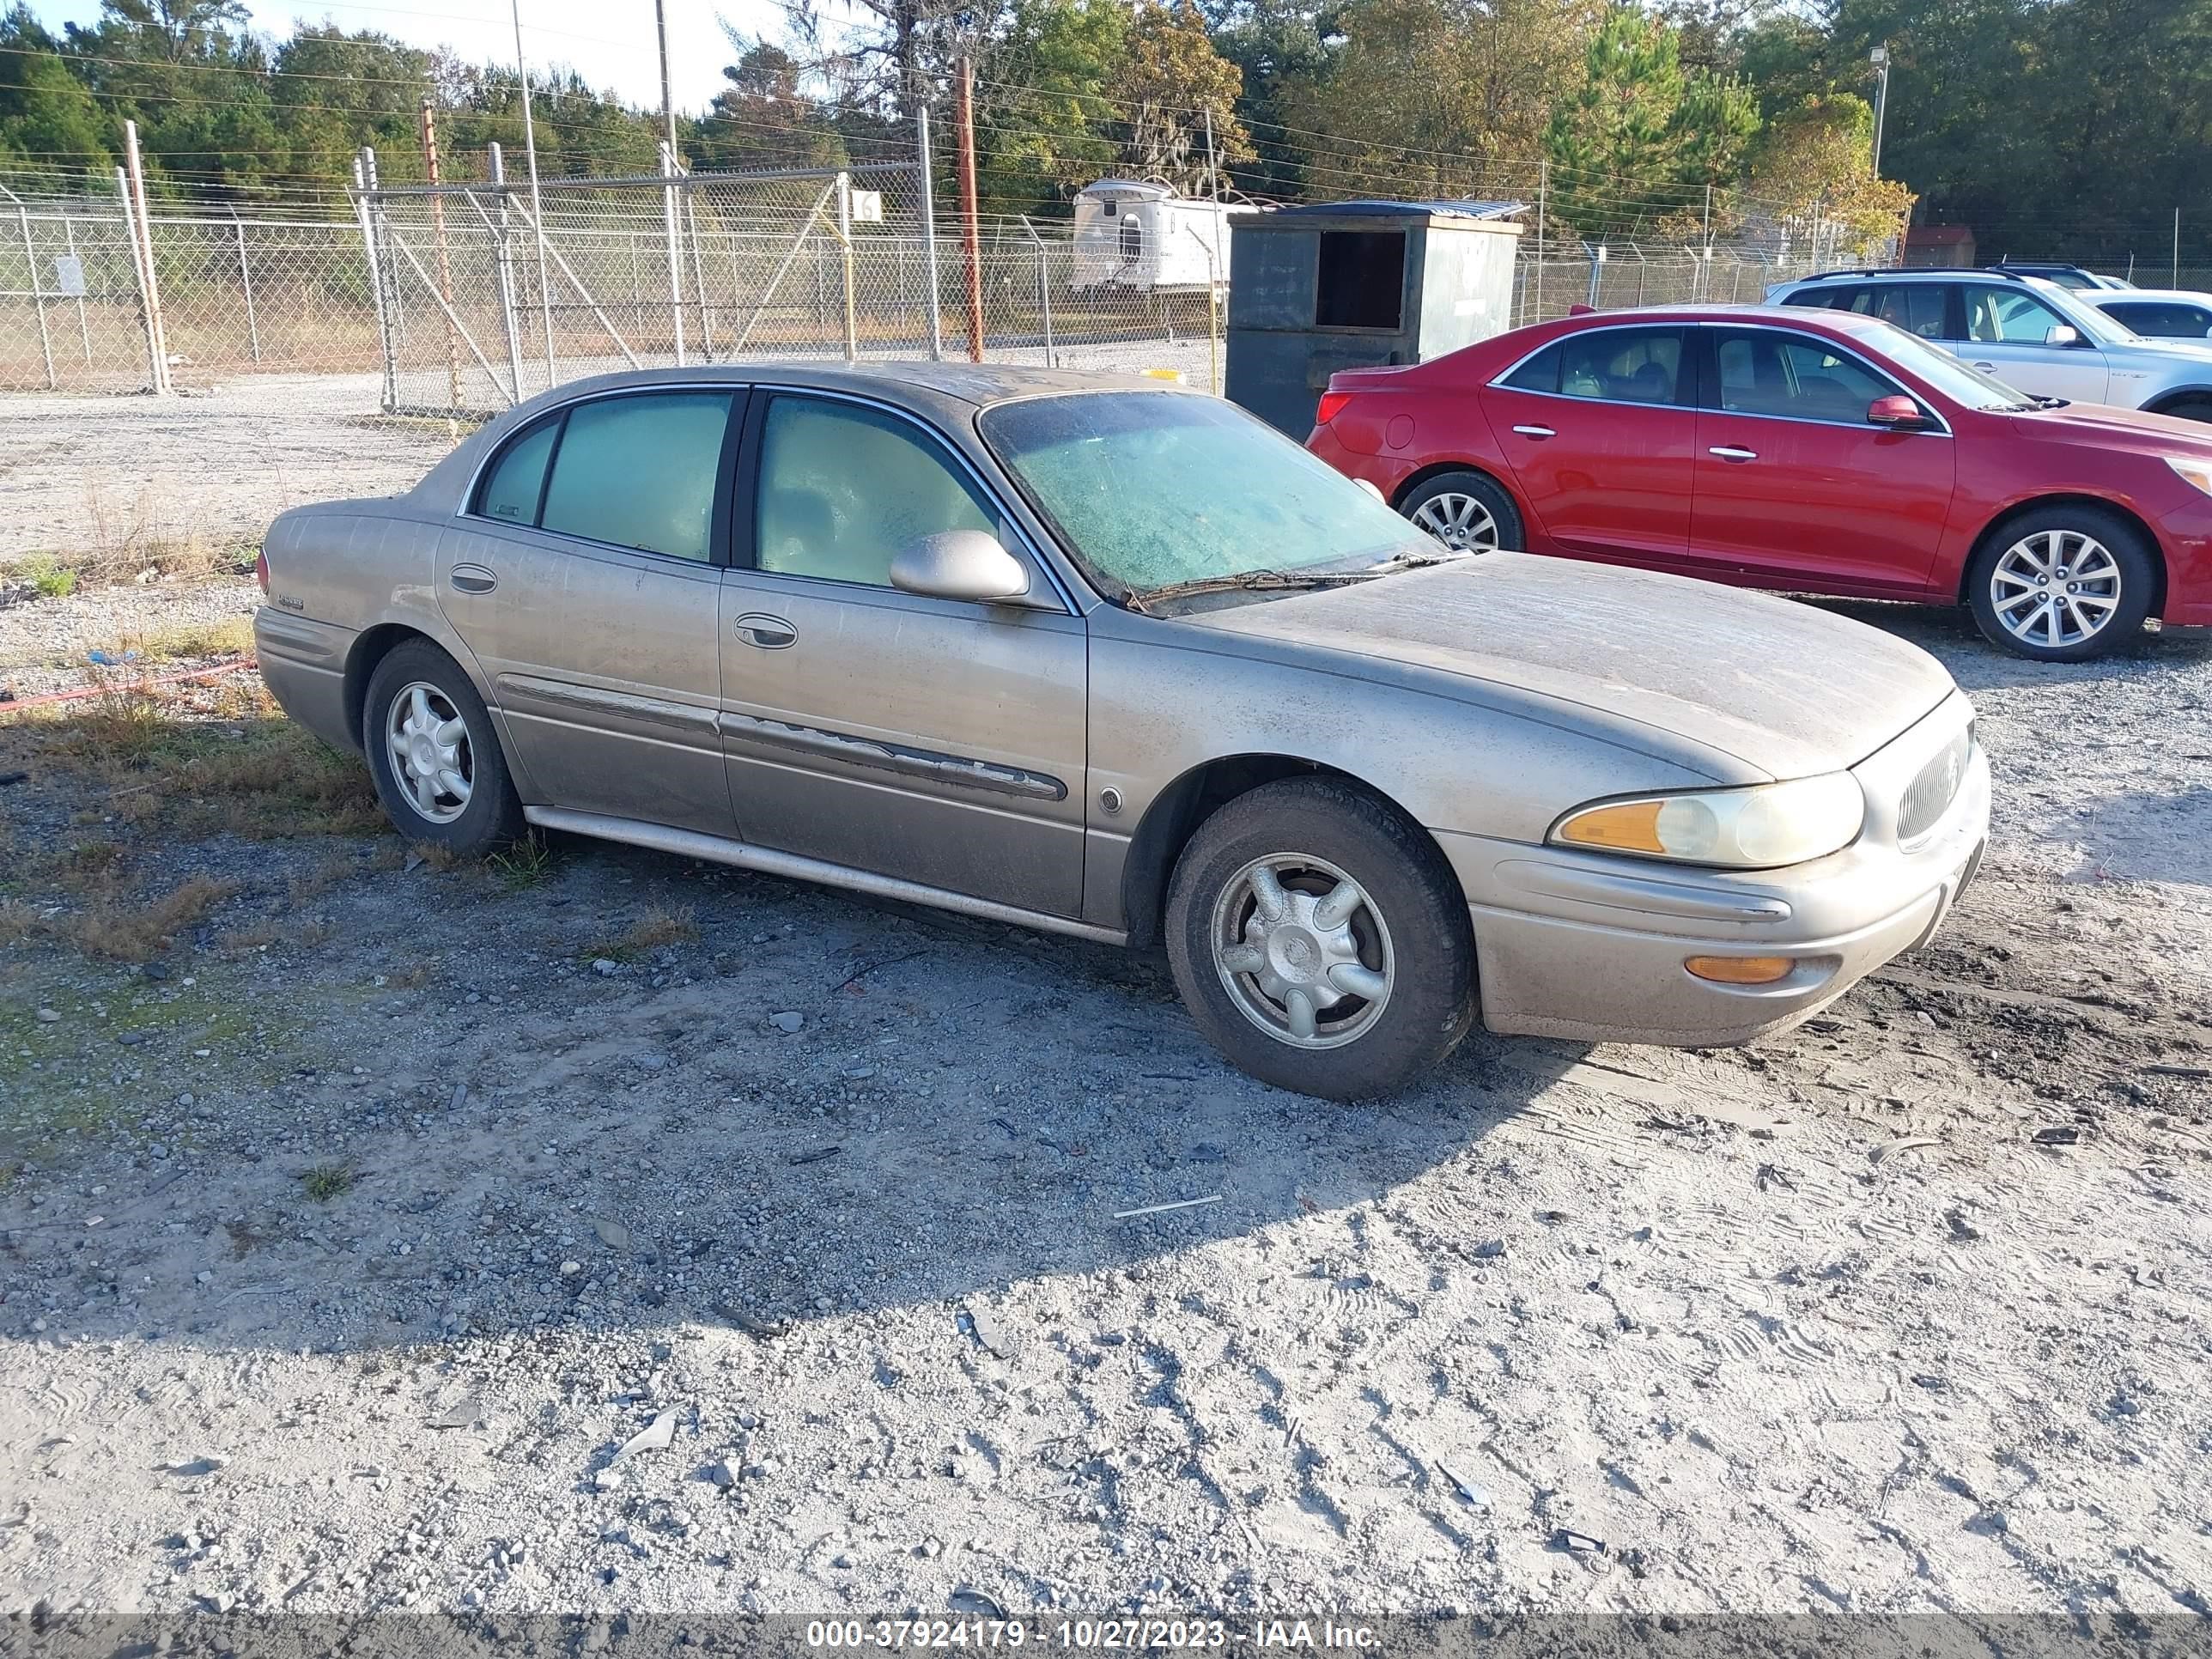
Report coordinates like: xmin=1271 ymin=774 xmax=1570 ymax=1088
xmin=1867 ymin=395 xmax=1932 ymax=429
xmin=2043 ymin=323 xmax=2081 ymax=347
xmin=890 ymin=530 xmax=1032 ymax=603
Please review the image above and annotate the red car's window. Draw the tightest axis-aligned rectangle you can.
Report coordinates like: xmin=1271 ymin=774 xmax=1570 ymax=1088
xmin=1710 ymin=331 xmax=1911 ymax=423
xmin=1501 ymin=329 xmax=1684 ymax=405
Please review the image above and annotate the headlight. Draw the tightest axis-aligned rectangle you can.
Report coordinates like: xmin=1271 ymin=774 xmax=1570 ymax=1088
xmin=1550 ymin=774 xmax=1865 ymax=869
xmin=2168 ymin=457 xmax=2212 ymax=497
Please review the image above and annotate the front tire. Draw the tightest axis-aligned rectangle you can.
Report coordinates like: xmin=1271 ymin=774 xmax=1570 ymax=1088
xmin=362 ymin=638 xmax=524 ymax=857
xmin=2152 ymin=397 xmax=2212 ymax=425
xmin=1164 ymin=777 xmax=1477 ymax=1100
xmin=1400 ymin=470 xmax=1523 ymax=553
xmin=1966 ymin=507 xmax=2155 ymax=661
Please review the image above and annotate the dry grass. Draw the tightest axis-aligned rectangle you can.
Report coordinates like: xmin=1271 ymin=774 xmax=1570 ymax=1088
xmin=586 ymin=905 xmax=699 ymax=962
xmin=138 ymin=615 xmax=258 ymax=663
xmin=13 ymin=678 xmax=381 ymax=841
xmin=54 ymin=483 xmax=259 ymax=590
xmin=58 ymin=876 xmax=240 ymax=963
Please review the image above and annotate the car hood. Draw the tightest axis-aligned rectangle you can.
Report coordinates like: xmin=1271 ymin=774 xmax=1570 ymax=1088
xmin=2008 ymin=400 xmax=2212 ymax=456
xmin=1176 ymin=556 xmax=1956 ymax=780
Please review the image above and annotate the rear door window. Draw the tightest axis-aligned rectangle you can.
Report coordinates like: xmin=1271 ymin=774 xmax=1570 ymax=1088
xmin=2102 ymin=300 xmax=2212 ymax=337
xmin=476 ymin=418 xmax=558 ymax=526
xmin=1839 ymin=283 xmax=1952 ymax=340
xmin=537 ymin=392 xmax=736 ymax=562
xmin=1555 ymin=328 xmax=1685 ymax=404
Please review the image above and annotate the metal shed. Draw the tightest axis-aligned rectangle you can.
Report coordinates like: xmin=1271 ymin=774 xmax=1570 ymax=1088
xmin=1224 ymin=200 xmax=1525 ymax=436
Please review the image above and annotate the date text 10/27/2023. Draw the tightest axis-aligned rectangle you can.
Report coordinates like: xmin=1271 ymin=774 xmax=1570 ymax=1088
xmin=805 ymin=1621 xmax=1381 ymax=1650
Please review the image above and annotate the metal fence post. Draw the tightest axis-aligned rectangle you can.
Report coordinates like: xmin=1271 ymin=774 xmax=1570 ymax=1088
xmin=1019 ymin=216 xmax=1054 ymax=368
xmin=917 ymin=104 xmax=943 ymax=361
xmin=352 ymin=149 xmax=398 ymax=414
xmin=420 ymin=99 xmax=463 ymax=418
xmin=229 ymin=207 xmax=261 ymax=364
xmin=836 ymin=171 xmax=857 ymax=362
xmin=488 ymin=144 xmax=526 ymax=401
xmin=2 ymin=185 xmax=55 ymax=390
xmin=660 ymin=140 xmax=686 ymax=365
xmin=685 ymin=191 xmax=715 ymax=359
xmin=61 ymin=213 xmax=91 ymax=368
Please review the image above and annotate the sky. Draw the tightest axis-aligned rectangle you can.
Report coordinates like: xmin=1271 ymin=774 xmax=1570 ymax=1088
xmin=28 ymin=0 xmax=791 ymax=114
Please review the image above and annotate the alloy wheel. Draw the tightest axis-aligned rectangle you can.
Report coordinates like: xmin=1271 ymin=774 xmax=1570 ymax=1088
xmin=1990 ymin=529 xmax=2122 ymax=650
xmin=385 ymin=681 xmax=474 ymax=825
xmin=1410 ymin=492 xmax=1502 ymax=552
xmin=1209 ymin=853 xmax=1395 ymax=1050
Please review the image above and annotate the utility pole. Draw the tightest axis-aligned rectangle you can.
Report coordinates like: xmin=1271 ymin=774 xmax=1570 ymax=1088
xmin=654 ymin=0 xmax=679 ymax=164
xmin=1869 ymin=45 xmax=1892 ymax=175
xmin=955 ymin=56 xmax=985 ymax=363
xmin=513 ymin=0 xmax=556 ymax=384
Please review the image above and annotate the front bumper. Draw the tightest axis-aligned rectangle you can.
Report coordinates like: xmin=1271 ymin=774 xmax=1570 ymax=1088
xmin=1437 ymin=694 xmax=1990 ymax=1047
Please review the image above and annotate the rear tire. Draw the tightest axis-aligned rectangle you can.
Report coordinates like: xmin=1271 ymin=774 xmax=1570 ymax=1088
xmin=362 ymin=639 xmax=525 ymax=858
xmin=1399 ymin=470 xmax=1523 ymax=553
xmin=1164 ymin=777 xmax=1476 ymax=1101
xmin=1966 ymin=506 xmax=2155 ymax=661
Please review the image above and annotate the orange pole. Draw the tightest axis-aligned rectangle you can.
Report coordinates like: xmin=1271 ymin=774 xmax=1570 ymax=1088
xmin=955 ymin=58 xmax=985 ymax=363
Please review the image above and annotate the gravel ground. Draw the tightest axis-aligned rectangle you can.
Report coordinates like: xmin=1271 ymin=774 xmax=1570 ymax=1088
xmin=0 ymin=566 xmax=2206 ymax=1626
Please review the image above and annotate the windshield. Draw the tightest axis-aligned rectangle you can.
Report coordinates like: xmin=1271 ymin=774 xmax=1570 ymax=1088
xmin=977 ymin=392 xmax=1427 ymax=599
xmin=1860 ymin=319 xmax=2048 ymax=409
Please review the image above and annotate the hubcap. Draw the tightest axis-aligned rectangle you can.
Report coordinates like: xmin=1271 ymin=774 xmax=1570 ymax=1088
xmin=1991 ymin=530 xmax=2120 ymax=649
xmin=384 ymin=681 xmax=473 ymax=825
xmin=1410 ymin=491 xmax=1503 ymax=552
xmin=1210 ymin=854 xmax=1395 ymax=1051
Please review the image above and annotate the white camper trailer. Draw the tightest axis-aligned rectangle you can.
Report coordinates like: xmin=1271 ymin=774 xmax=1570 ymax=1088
xmin=1072 ymin=180 xmax=1245 ymax=292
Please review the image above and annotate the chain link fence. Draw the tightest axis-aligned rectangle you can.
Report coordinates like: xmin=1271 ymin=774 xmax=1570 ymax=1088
xmin=18 ymin=162 xmax=2153 ymax=413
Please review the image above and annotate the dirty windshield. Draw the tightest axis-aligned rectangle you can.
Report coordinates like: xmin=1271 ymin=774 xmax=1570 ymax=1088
xmin=978 ymin=391 xmax=1427 ymax=601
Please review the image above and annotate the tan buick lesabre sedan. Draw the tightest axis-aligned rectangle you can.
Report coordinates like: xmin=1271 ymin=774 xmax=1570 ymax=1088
xmin=255 ymin=363 xmax=1989 ymax=1099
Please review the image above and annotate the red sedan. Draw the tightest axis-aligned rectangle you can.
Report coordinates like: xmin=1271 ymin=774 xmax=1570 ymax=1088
xmin=1306 ymin=304 xmax=2212 ymax=660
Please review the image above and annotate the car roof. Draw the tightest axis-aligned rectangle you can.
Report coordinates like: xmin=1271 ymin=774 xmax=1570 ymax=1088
xmin=513 ymin=359 xmax=1186 ymax=417
xmin=1529 ymin=302 xmax=1896 ymax=335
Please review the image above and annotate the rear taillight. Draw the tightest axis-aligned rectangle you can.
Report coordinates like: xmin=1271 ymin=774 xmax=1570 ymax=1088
xmin=1316 ymin=391 xmax=1352 ymax=425
xmin=254 ymin=549 xmax=270 ymax=596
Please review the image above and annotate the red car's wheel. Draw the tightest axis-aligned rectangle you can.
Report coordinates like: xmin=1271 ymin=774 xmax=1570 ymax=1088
xmin=1400 ymin=471 xmax=1523 ymax=553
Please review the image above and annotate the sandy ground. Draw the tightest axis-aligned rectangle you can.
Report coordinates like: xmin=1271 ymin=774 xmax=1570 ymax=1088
xmin=0 ymin=564 xmax=2207 ymax=1626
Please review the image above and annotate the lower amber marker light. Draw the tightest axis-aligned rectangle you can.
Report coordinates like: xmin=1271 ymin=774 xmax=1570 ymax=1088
xmin=1685 ymin=956 xmax=1796 ymax=986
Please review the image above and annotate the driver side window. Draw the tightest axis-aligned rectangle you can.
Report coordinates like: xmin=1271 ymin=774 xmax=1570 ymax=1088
xmin=754 ymin=396 xmax=999 ymax=588
xmin=1963 ymin=285 xmax=2068 ymax=345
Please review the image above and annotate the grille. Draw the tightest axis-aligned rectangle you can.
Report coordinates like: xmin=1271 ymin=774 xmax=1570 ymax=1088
xmin=1899 ymin=725 xmax=1973 ymax=842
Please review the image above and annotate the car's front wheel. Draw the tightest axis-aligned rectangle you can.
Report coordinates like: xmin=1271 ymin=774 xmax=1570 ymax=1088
xmin=362 ymin=638 xmax=525 ymax=856
xmin=1400 ymin=470 xmax=1523 ymax=554
xmin=1164 ymin=778 xmax=1477 ymax=1100
xmin=1966 ymin=507 xmax=2156 ymax=661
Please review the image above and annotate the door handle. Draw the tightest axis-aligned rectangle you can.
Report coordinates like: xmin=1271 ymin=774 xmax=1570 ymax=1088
xmin=449 ymin=564 xmax=496 ymax=594
xmin=1971 ymin=361 xmax=1997 ymax=373
xmin=1511 ymin=424 xmax=1556 ymax=439
xmin=733 ymin=612 xmax=797 ymax=649
xmin=1707 ymin=446 xmax=1759 ymax=463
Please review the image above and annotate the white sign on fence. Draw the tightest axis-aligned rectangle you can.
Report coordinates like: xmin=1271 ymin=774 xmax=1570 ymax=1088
xmin=52 ymin=254 xmax=86 ymax=298
xmin=849 ymin=190 xmax=884 ymax=224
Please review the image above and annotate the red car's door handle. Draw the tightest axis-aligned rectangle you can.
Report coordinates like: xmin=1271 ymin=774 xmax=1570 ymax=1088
xmin=1707 ymin=445 xmax=1759 ymax=463
xmin=1510 ymin=424 xmax=1556 ymax=439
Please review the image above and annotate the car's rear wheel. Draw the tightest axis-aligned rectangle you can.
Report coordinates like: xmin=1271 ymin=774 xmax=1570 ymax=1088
xmin=362 ymin=639 xmax=524 ymax=856
xmin=1966 ymin=507 xmax=2156 ymax=661
xmin=1400 ymin=470 xmax=1522 ymax=553
xmin=1164 ymin=777 xmax=1476 ymax=1100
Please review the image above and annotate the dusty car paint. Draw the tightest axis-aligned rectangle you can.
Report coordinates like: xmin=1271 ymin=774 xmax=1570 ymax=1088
xmin=258 ymin=362 xmax=1988 ymax=1060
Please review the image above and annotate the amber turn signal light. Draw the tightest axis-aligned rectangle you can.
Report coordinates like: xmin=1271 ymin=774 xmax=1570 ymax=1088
xmin=1684 ymin=956 xmax=1796 ymax=985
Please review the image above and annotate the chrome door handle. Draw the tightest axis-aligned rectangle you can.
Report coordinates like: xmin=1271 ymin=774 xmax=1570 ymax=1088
xmin=1971 ymin=361 xmax=1997 ymax=372
xmin=733 ymin=612 xmax=796 ymax=649
xmin=1511 ymin=424 xmax=1556 ymax=439
xmin=1707 ymin=446 xmax=1759 ymax=463
xmin=450 ymin=564 xmax=496 ymax=594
